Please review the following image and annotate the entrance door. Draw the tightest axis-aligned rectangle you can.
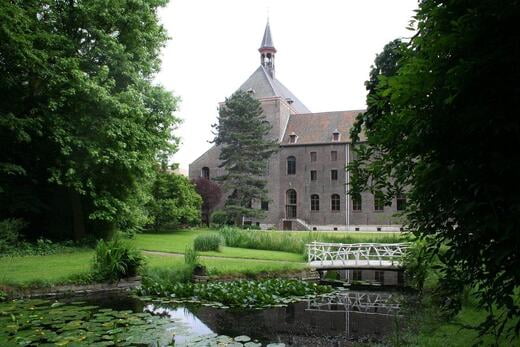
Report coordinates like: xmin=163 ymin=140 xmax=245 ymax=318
xmin=283 ymin=221 xmax=292 ymax=230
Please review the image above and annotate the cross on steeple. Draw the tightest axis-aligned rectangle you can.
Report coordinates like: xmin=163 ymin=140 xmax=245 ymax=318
xmin=259 ymin=21 xmax=276 ymax=78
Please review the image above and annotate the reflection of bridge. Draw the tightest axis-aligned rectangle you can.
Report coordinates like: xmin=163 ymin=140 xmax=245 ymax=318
xmin=306 ymin=291 xmax=402 ymax=316
xmin=307 ymin=242 xmax=409 ymax=270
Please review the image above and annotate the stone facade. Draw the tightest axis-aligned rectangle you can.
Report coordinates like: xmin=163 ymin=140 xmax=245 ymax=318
xmin=188 ymin=23 xmax=404 ymax=231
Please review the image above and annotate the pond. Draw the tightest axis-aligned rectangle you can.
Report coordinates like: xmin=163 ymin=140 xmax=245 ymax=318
xmin=0 ymin=289 xmax=409 ymax=346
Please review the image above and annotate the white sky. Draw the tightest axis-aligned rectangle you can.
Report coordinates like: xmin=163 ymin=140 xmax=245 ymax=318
xmin=156 ymin=0 xmax=419 ymax=173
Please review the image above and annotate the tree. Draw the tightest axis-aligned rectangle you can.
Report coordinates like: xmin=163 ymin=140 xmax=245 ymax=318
xmin=0 ymin=0 xmax=179 ymax=239
xmin=212 ymin=90 xmax=278 ymax=225
xmin=146 ymin=170 xmax=201 ymax=230
xmin=350 ymin=0 xmax=520 ymax=337
xmin=193 ymin=177 xmax=222 ymax=226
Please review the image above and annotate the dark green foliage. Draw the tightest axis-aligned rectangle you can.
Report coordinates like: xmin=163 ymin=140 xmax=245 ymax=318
xmin=210 ymin=210 xmax=232 ymax=227
xmin=212 ymin=90 xmax=278 ymax=225
xmin=91 ymin=233 xmax=144 ymax=282
xmin=146 ymin=170 xmax=202 ymax=230
xmin=0 ymin=0 xmax=179 ymax=240
xmin=193 ymin=233 xmax=224 ymax=252
xmin=0 ymin=218 xmax=26 ymax=253
xmin=0 ymin=238 xmax=92 ymax=258
xmin=401 ymin=239 xmax=432 ymax=292
xmin=349 ymin=0 xmax=520 ymax=337
xmin=140 ymin=278 xmax=334 ymax=309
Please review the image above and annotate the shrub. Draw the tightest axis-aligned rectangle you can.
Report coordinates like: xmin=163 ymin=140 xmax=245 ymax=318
xmin=193 ymin=233 xmax=224 ymax=252
xmin=0 ymin=218 xmax=27 ymax=253
xmin=210 ymin=210 xmax=231 ymax=227
xmin=91 ymin=233 xmax=145 ymax=282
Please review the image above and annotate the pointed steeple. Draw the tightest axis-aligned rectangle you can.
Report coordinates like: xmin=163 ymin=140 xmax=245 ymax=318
xmin=258 ymin=21 xmax=276 ymax=78
xmin=259 ymin=20 xmax=275 ymax=49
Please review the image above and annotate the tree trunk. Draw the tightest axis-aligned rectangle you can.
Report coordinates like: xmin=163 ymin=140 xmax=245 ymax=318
xmin=70 ymin=191 xmax=86 ymax=241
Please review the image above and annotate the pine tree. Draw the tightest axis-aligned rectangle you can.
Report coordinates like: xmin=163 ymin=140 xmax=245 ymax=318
xmin=212 ymin=90 xmax=278 ymax=225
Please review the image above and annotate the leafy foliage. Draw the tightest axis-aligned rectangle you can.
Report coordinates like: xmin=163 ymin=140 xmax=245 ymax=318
xmin=210 ymin=210 xmax=232 ymax=227
xmin=0 ymin=0 xmax=179 ymax=239
xmin=140 ymin=278 xmax=333 ymax=309
xmin=193 ymin=233 xmax=224 ymax=252
xmin=349 ymin=0 xmax=520 ymax=337
xmin=146 ymin=170 xmax=202 ymax=230
xmin=91 ymin=233 xmax=144 ymax=282
xmin=193 ymin=177 xmax=222 ymax=225
xmin=212 ymin=90 xmax=278 ymax=225
xmin=0 ymin=218 xmax=26 ymax=253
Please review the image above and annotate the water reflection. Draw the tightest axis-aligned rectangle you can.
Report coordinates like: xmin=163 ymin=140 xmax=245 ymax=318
xmin=144 ymin=290 xmax=405 ymax=346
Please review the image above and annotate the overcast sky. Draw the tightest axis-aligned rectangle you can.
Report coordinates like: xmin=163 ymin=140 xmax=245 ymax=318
xmin=156 ymin=0 xmax=419 ymax=173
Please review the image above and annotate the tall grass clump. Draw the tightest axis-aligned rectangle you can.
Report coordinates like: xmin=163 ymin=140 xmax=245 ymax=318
xmin=193 ymin=233 xmax=224 ymax=252
xmin=218 ymin=226 xmax=404 ymax=257
xmin=92 ymin=232 xmax=144 ymax=282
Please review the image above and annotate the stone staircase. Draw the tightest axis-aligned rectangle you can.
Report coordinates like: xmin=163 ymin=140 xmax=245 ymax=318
xmin=281 ymin=218 xmax=312 ymax=231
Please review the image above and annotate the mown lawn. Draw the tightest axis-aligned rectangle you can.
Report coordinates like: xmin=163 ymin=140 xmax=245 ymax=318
xmin=131 ymin=229 xmax=303 ymax=262
xmin=0 ymin=251 xmax=93 ymax=286
xmin=145 ymin=253 xmax=305 ymax=276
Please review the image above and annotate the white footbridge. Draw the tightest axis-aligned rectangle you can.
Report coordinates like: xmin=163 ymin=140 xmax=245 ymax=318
xmin=307 ymin=291 xmax=402 ymax=316
xmin=307 ymin=242 xmax=409 ymax=270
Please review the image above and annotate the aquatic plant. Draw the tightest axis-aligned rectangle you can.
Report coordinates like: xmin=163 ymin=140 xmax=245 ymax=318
xmin=139 ymin=278 xmax=334 ymax=309
xmin=92 ymin=232 xmax=144 ymax=282
xmin=0 ymin=298 xmax=174 ymax=345
xmin=193 ymin=232 xmax=224 ymax=252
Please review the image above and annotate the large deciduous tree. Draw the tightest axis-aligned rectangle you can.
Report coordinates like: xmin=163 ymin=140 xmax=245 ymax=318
xmin=0 ymin=0 xmax=179 ymax=239
xmin=212 ymin=90 xmax=278 ymax=225
xmin=350 ymin=0 xmax=520 ymax=337
xmin=193 ymin=177 xmax=222 ymax=226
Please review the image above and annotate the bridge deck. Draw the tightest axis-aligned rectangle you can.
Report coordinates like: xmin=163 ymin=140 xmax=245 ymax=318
xmin=309 ymin=259 xmax=402 ymax=270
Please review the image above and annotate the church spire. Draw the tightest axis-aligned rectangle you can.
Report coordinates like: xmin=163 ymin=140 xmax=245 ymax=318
xmin=259 ymin=21 xmax=276 ymax=78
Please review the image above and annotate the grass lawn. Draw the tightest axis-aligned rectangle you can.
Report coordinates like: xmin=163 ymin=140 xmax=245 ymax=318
xmin=0 ymin=251 xmax=93 ymax=286
xmin=132 ymin=229 xmax=304 ymax=262
xmin=145 ymin=253 xmax=305 ymax=276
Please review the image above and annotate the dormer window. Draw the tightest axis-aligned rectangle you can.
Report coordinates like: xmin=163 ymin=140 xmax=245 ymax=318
xmin=289 ymin=132 xmax=297 ymax=144
xmin=332 ymin=129 xmax=340 ymax=142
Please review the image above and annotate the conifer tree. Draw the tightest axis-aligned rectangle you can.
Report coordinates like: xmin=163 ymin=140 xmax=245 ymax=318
xmin=212 ymin=90 xmax=278 ymax=225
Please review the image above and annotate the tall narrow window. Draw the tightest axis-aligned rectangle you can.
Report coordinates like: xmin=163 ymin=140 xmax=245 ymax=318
xmin=331 ymin=194 xmax=340 ymax=211
xmin=289 ymin=133 xmax=297 ymax=143
xmin=352 ymin=194 xmax=362 ymax=211
xmin=201 ymin=167 xmax=210 ymax=179
xmin=261 ymin=200 xmax=269 ymax=211
xmin=311 ymin=194 xmax=320 ymax=211
xmin=286 ymin=189 xmax=297 ymax=218
xmin=331 ymin=151 xmax=338 ymax=161
xmin=396 ymin=193 xmax=407 ymax=211
xmin=374 ymin=191 xmax=384 ymax=211
xmin=287 ymin=156 xmax=296 ymax=175
xmin=310 ymin=152 xmax=317 ymax=162
xmin=331 ymin=169 xmax=338 ymax=181
xmin=310 ymin=170 xmax=317 ymax=181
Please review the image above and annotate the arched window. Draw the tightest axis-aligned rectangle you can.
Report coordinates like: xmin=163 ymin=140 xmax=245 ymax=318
xmin=201 ymin=167 xmax=210 ymax=179
xmin=374 ymin=191 xmax=384 ymax=211
xmin=287 ymin=156 xmax=296 ymax=175
xmin=311 ymin=194 xmax=320 ymax=211
xmin=331 ymin=194 xmax=340 ymax=211
xmin=286 ymin=189 xmax=297 ymax=218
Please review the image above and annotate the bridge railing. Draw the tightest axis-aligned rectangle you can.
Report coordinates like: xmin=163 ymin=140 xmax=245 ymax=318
xmin=306 ymin=291 xmax=402 ymax=316
xmin=307 ymin=241 xmax=409 ymax=267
